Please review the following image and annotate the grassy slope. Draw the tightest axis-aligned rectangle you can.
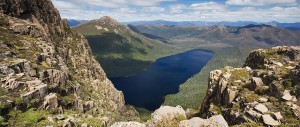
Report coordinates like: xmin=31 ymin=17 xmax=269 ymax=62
xmin=73 ymin=21 xmax=180 ymax=77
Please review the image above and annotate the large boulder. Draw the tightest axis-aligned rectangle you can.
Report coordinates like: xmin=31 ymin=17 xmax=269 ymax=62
xmin=179 ymin=115 xmax=228 ymax=127
xmin=110 ymin=122 xmax=146 ymax=127
xmin=147 ymin=106 xmax=186 ymax=127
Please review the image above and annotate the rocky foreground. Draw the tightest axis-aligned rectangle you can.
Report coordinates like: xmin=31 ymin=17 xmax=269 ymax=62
xmin=200 ymin=46 xmax=300 ymax=126
xmin=0 ymin=0 xmax=137 ymax=126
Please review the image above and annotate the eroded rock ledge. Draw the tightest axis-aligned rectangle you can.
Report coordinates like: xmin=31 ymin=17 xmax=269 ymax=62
xmin=200 ymin=46 xmax=300 ymax=126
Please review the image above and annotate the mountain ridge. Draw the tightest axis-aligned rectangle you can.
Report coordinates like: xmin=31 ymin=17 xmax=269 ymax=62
xmin=73 ymin=16 xmax=176 ymax=77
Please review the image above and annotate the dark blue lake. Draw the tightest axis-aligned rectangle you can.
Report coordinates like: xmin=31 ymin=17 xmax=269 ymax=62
xmin=109 ymin=50 xmax=214 ymax=111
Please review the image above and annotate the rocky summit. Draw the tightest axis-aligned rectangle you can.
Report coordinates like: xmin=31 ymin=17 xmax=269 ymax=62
xmin=0 ymin=0 xmax=138 ymax=126
xmin=200 ymin=46 xmax=300 ymax=126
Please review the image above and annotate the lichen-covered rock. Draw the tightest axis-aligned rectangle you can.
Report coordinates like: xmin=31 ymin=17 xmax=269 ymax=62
xmin=147 ymin=106 xmax=186 ymax=127
xmin=200 ymin=46 xmax=300 ymax=126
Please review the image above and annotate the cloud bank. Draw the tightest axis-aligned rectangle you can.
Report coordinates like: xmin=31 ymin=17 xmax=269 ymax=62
xmin=51 ymin=0 xmax=300 ymax=22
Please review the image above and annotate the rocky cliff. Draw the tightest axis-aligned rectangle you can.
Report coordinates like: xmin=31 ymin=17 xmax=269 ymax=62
xmin=0 ymin=0 xmax=138 ymax=126
xmin=200 ymin=46 xmax=300 ymax=126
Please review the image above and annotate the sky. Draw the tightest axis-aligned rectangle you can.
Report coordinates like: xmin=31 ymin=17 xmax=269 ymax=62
xmin=51 ymin=0 xmax=300 ymax=23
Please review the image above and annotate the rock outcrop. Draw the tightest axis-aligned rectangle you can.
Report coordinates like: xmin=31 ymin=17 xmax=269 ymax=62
xmin=200 ymin=46 xmax=300 ymax=126
xmin=179 ymin=115 xmax=228 ymax=127
xmin=0 ymin=0 xmax=138 ymax=126
xmin=111 ymin=106 xmax=228 ymax=127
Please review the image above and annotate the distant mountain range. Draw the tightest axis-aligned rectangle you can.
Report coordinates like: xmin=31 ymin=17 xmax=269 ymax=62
xmin=67 ymin=19 xmax=88 ymax=27
xmin=125 ymin=20 xmax=300 ymax=31
xmin=68 ymin=19 xmax=300 ymax=31
xmin=134 ymin=24 xmax=300 ymax=46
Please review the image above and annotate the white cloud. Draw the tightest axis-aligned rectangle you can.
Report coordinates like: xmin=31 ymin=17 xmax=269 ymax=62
xmin=52 ymin=0 xmax=175 ymax=8
xmin=142 ymin=7 xmax=165 ymax=12
xmin=130 ymin=0 xmax=175 ymax=6
xmin=51 ymin=0 xmax=300 ymax=23
xmin=226 ymin=0 xmax=297 ymax=6
xmin=191 ymin=2 xmax=227 ymax=11
xmin=169 ymin=4 xmax=186 ymax=13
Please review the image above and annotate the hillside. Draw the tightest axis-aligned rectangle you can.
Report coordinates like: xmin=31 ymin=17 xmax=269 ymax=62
xmin=0 ymin=0 xmax=137 ymax=126
xmin=73 ymin=17 xmax=177 ymax=77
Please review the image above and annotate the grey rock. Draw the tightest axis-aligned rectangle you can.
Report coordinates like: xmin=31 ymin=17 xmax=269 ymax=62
xmin=282 ymin=90 xmax=293 ymax=101
xmin=57 ymin=115 xmax=65 ymax=120
xmin=250 ymin=77 xmax=264 ymax=90
xmin=246 ymin=109 xmax=262 ymax=120
xmin=81 ymin=123 xmax=88 ymax=127
xmin=258 ymin=97 xmax=268 ymax=103
xmin=179 ymin=115 xmax=228 ymax=127
xmin=110 ymin=122 xmax=146 ymax=127
xmin=224 ymin=88 xmax=238 ymax=105
xmin=43 ymin=93 xmax=58 ymax=110
xmin=272 ymin=112 xmax=283 ymax=120
xmin=262 ymin=114 xmax=280 ymax=126
xmin=149 ymin=105 xmax=186 ymax=126
xmin=254 ymin=104 xmax=268 ymax=114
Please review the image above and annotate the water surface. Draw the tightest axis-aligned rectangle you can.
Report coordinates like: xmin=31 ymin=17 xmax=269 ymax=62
xmin=110 ymin=50 xmax=213 ymax=111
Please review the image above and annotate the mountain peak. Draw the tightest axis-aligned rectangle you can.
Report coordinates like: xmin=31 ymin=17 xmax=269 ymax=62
xmin=95 ymin=16 xmax=119 ymax=26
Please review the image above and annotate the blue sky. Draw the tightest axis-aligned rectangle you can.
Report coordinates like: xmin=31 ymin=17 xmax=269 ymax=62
xmin=51 ymin=0 xmax=300 ymax=22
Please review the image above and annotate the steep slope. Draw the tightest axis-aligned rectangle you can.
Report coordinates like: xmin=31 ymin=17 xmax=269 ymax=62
xmin=0 ymin=0 xmax=137 ymax=126
xmin=200 ymin=46 xmax=300 ymax=126
xmin=73 ymin=17 xmax=176 ymax=77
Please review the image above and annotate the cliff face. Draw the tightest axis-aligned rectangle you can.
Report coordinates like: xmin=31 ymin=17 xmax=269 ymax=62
xmin=0 ymin=0 xmax=137 ymax=126
xmin=200 ymin=46 xmax=300 ymax=126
